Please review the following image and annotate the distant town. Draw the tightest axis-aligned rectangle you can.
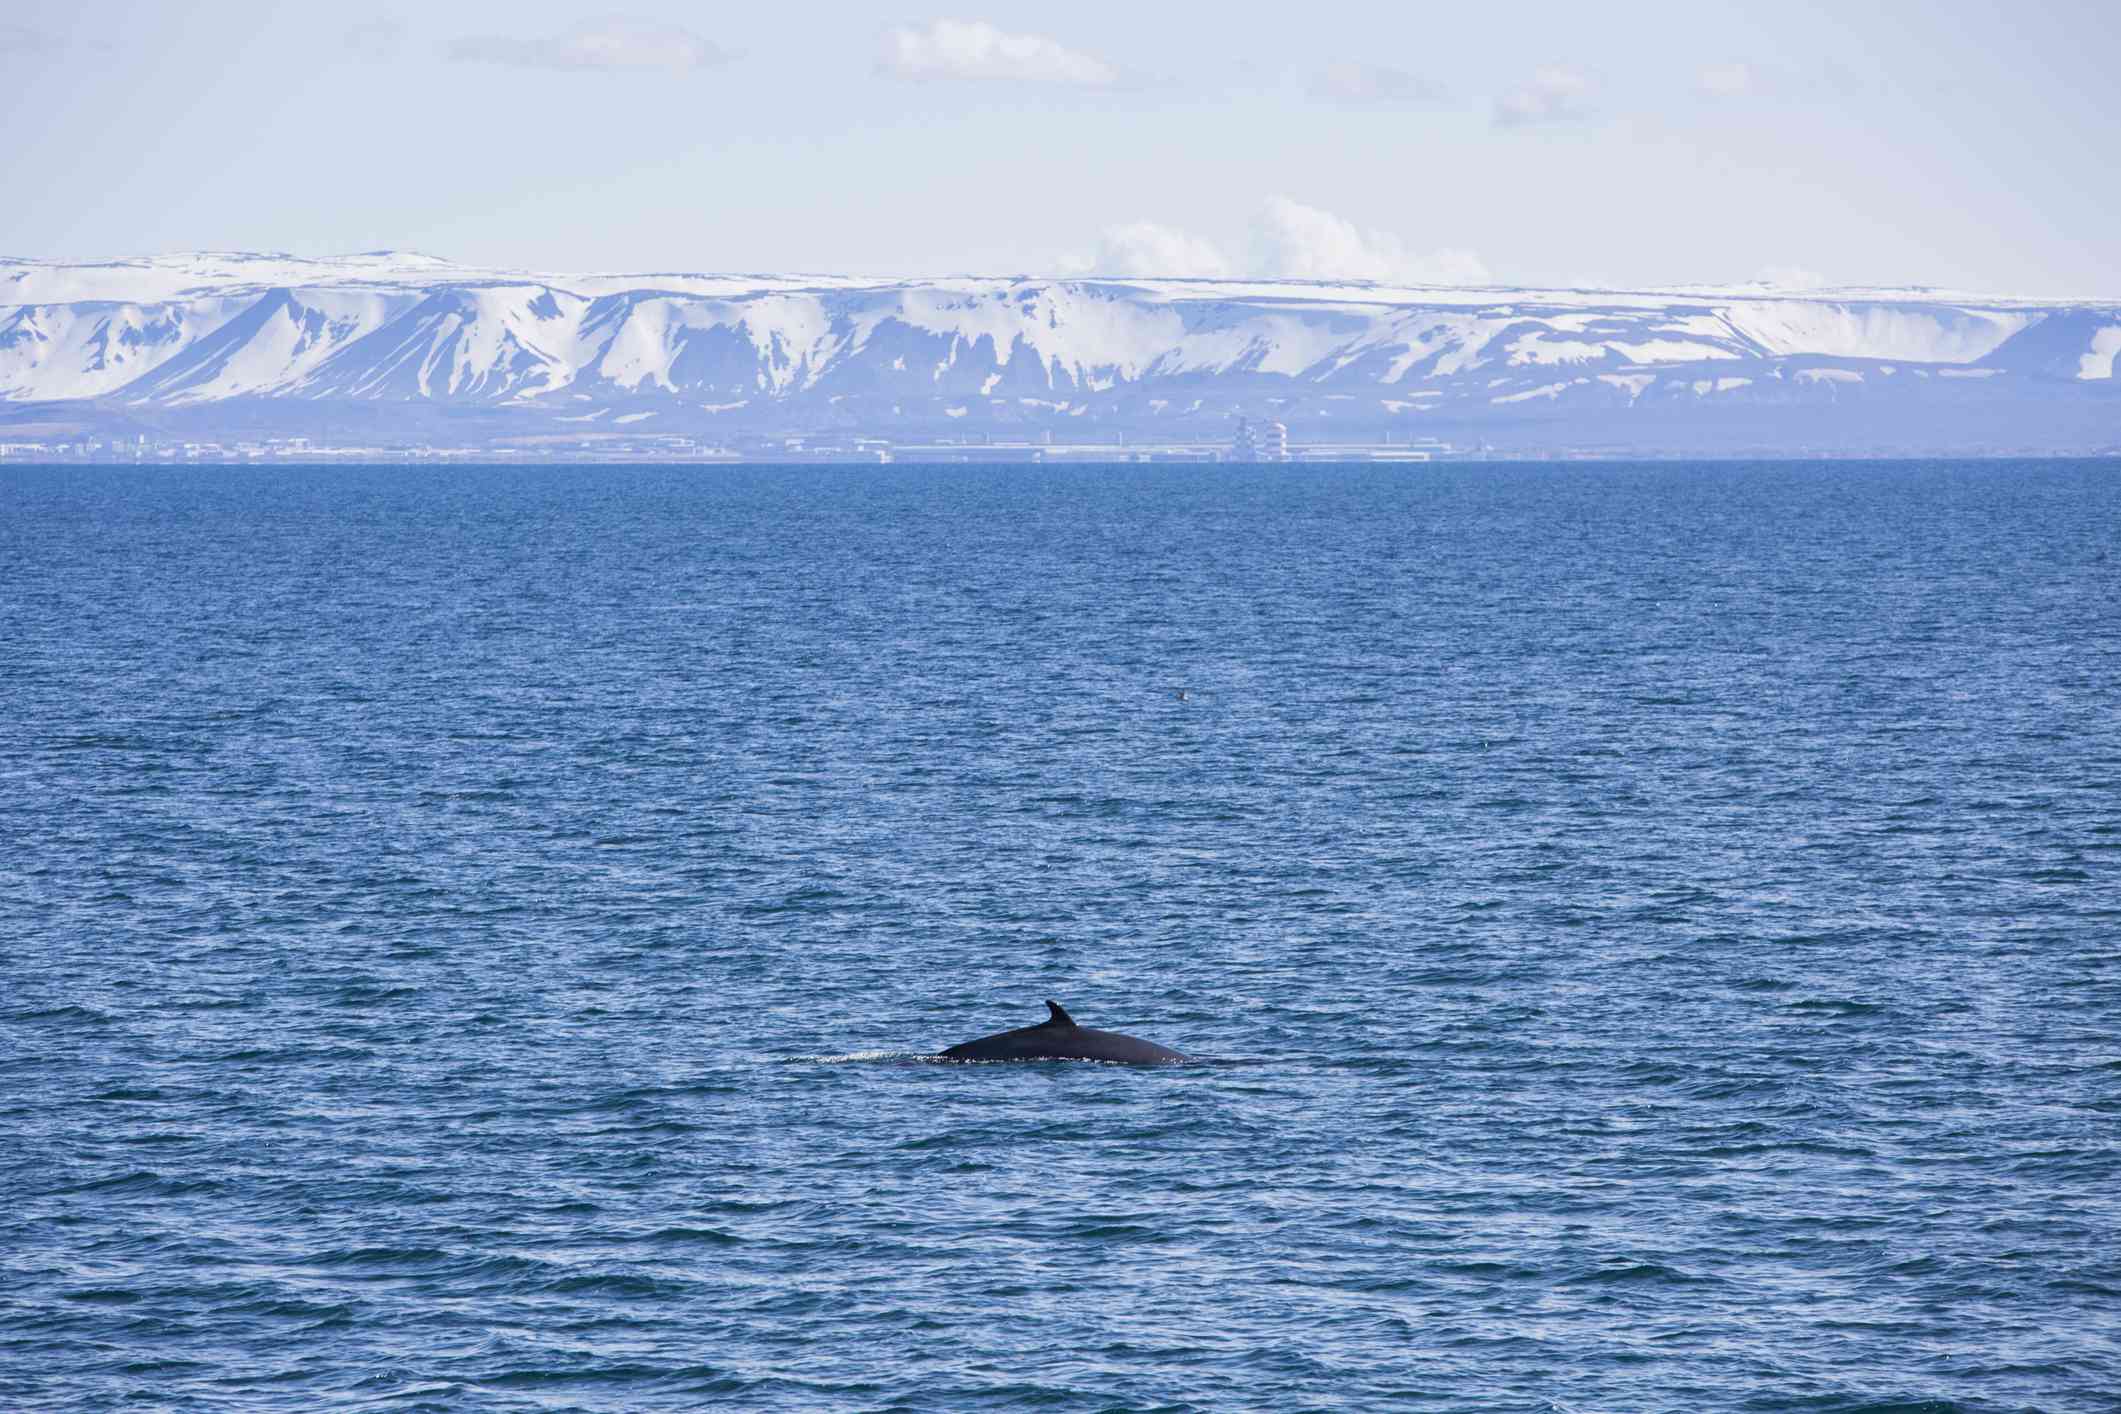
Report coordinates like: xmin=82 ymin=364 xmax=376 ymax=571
xmin=3 ymin=419 xmax=1486 ymax=465
xmin=13 ymin=417 xmax=2086 ymax=466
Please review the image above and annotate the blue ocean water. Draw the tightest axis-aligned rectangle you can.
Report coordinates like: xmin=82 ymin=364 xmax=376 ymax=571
xmin=2 ymin=460 xmax=2117 ymax=1412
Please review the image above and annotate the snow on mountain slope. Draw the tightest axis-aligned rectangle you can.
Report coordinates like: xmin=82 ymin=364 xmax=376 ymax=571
xmin=883 ymin=283 xmax=1185 ymax=386
xmin=294 ymin=286 xmax=602 ymax=401
xmin=0 ymin=297 xmax=251 ymax=400
xmin=583 ymin=283 xmax=1210 ymax=400
xmin=2085 ymin=327 xmax=2121 ymax=381
xmin=1718 ymin=300 xmax=2034 ymax=363
xmin=588 ymin=290 xmax=878 ymax=397
xmin=121 ymin=289 xmax=414 ymax=403
xmin=1 ymin=254 xmax=2115 ymax=452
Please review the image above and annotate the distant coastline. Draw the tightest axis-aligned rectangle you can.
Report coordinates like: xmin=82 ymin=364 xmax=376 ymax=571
xmin=5 ymin=252 xmax=2117 ymax=460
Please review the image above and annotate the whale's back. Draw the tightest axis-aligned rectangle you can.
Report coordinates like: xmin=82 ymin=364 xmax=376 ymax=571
xmin=940 ymin=1001 xmax=1187 ymax=1064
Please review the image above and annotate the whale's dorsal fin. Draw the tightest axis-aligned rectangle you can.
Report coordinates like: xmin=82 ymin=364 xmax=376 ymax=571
xmin=1043 ymin=1000 xmax=1076 ymax=1028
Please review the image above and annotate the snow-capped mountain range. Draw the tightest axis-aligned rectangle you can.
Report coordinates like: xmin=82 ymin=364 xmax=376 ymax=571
xmin=3 ymin=251 xmax=2117 ymax=454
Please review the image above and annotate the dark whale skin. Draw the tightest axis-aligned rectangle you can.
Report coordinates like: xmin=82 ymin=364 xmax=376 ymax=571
xmin=940 ymin=1001 xmax=1187 ymax=1064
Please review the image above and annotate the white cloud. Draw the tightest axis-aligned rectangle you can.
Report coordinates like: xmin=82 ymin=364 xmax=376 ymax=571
xmin=1063 ymin=199 xmax=1488 ymax=285
xmin=878 ymin=19 xmax=1116 ymax=86
xmin=1252 ymin=197 xmax=1489 ymax=285
xmin=345 ymin=19 xmax=405 ymax=62
xmin=446 ymin=17 xmax=729 ymax=73
xmin=1493 ymin=66 xmax=1595 ymax=128
xmin=1078 ymin=222 xmax=1234 ymax=279
xmin=1697 ymin=62 xmax=1755 ymax=98
xmin=1698 ymin=62 xmax=1873 ymax=104
xmin=1309 ymin=62 xmax=1447 ymax=105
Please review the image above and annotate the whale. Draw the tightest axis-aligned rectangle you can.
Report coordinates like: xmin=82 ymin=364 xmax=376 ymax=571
xmin=940 ymin=1000 xmax=1188 ymax=1064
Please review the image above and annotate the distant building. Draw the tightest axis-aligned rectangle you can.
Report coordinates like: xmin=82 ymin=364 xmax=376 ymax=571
xmin=1231 ymin=416 xmax=1290 ymax=462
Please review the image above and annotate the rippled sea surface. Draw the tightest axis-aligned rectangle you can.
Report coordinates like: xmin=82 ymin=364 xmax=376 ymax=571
xmin=3 ymin=460 xmax=2118 ymax=1412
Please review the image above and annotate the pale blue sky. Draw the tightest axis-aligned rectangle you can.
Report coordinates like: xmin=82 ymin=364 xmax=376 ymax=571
xmin=3 ymin=0 xmax=2116 ymax=292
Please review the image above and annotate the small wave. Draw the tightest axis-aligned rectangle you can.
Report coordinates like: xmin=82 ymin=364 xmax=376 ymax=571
xmin=117 ymin=1360 xmax=209 ymax=1377
xmin=640 ymin=1226 xmax=742 ymax=1247
xmin=63 ymin=1287 xmax=143 ymax=1305
xmin=48 ymin=1169 xmax=217 ymax=1198
xmin=1775 ymin=1400 xmax=1970 ymax=1414
xmin=330 ymin=985 xmax=418 ymax=1007
xmin=1787 ymin=998 xmax=1889 ymax=1016
xmin=44 ymin=733 xmax=153 ymax=752
xmin=541 ymin=1273 xmax=685 ymax=1299
xmin=8 ymin=1004 xmax=115 ymax=1025
xmin=1058 ymin=1221 xmax=1169 ymax=1242
xmin=1681 ymin=1076 xmax=1786 ymax=1102
xmin=483 ymin=1363 xmax=729 ymax=1390
xmin=1429 ymin=1260 xmax=1543 ymax=1280
xmin=308 ymin=1246 xmax=451 ymax=1269
xmin=223 ymin=1298 xmax=360 ymax=1328
xmin=584 ymin=1118 xmax=703 ymax=1138
xmin=1558 ymin=1261 xmax=1705 ymax=1287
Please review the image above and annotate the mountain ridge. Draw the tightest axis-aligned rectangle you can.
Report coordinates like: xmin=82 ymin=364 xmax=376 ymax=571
xmin=3 ymin=253 xmax=2117 ymax=455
